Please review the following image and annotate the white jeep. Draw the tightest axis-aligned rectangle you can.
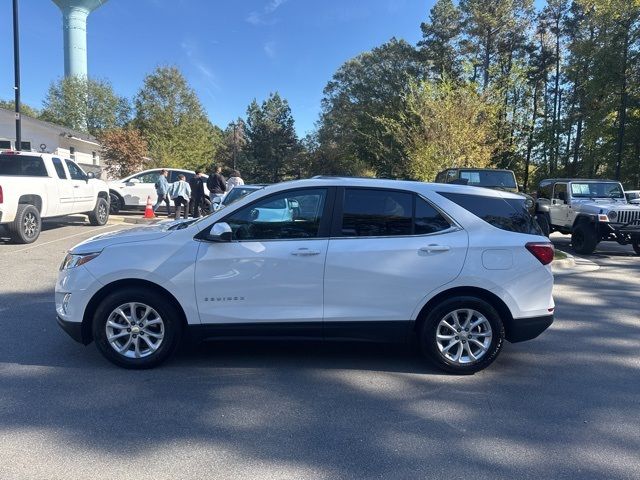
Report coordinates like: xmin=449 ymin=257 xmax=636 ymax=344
xmin=0 ymin=151 xmax=110 ymax=244
xmin=535 ymin=178 xmax=640 ymax=255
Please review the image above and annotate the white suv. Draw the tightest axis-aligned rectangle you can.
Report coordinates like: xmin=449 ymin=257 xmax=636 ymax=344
xmin=56 ymin=178 xmax=555 ymax=374
xmin=108 ymin=168 xmax=210 ymax=213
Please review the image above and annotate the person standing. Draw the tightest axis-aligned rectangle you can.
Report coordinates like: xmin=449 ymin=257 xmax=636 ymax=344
xmin=206 ymin=165 xmax=226 ymax=213
xmin=226 ymin=170 xmax=244 ymax=191
xmin=152 ymin=169 xmax=171 ymax=216
xmin=188 ymin=170 xmax=206 ymax=218
xmin=168 ymin=174 xmax=191 ymax=220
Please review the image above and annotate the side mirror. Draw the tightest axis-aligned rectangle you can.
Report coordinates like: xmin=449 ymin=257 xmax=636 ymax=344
xmin=86 ymin=172 xmax=95 ymax=180
xmin=207 ymin=222 xmax=232 ymax=242
xmin=518 ymin=184 xmax=524 ymax=192
xmin=128 ymin=178 xmax=140 ymax=185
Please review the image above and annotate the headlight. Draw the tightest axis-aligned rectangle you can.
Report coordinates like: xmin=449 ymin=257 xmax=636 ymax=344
xmin=525 ymin=198 xmax=535 ymax=210
xmin=607 ymin=210 xmax=618 ymax=221
xmin=60 ymin=252 xmax=100 ymax=270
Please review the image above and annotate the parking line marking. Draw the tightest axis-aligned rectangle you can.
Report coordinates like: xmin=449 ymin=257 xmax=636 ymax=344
xmin=0 ymin=224 xmax=127 ymax=256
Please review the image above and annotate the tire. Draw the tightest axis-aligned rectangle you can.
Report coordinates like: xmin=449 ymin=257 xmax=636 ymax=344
xmin=88 ymin=197 xmax=109 ymax=226
xmin=632 ymin=240 xmax=640 ymax=256
xmin=92 ymin=288 xmax=183 ymax=369
xmin=8 ymin=204 xmax=41 ymax=244
xmin=109 ymin=193 xmax=122 ymax=214
xmin=571 ymin=222 xmax=598 ymax=255
xmin=419 ymin=296 xmax=505 ymax=375
xmin=536 ymin=214 xmax=551 ymax=237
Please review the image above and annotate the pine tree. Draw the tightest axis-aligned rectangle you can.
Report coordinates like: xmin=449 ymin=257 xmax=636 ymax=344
xmin=419 ymin=0 xmax=463 ymax=80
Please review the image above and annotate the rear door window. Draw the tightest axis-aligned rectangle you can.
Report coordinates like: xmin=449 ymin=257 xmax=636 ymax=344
xmin=438 ymin=191 xmax=541 ymax=235
xmin=52 ymin=158 xmax=68 ymax=179
xmin=0 ymin=154 xmax=48 ymax=176
xmin=339 ymin=189 xmax=451 ymax=237
xmin=341 ymin=189 xmax=413 ymax=237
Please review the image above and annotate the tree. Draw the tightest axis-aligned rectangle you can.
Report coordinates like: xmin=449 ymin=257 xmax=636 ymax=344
xmin=100 ymin=127 xmax=148 ymax=178
xmin=378 ymin=80 xmax=501 ymax=181
xmin=134 ymin=66 xmax=222 ymax=171
xmin=214 ymin=119 xmax=247 ymax=173
xmin=40 ymin=77 xmax=130 ymax=135
xmin=419 ymin=0 xmax=463 ymax=80
xmin=459 ymin=0 xmax=534 ymax=89
xmin=0 ymin=100 xmax=40 ymax=118
xmin=318 ymin=38 xmax=426 ymax=177
xmin=243 ymin=93 xmax=299 ymax=183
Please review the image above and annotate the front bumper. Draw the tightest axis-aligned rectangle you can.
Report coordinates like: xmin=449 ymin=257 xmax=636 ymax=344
xmin=57 ymin=316 xmax=87 ymax=344
xmin=505 ymin=314 xmax=554 ymax=343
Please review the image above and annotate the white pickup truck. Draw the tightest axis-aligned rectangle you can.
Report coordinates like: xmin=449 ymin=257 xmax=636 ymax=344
xmin=0 ymin=151 xmax=110 ymax=244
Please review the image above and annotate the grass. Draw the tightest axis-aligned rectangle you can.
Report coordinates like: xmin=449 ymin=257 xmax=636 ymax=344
xmin=554 ymin=250 xmax=568 ymax=260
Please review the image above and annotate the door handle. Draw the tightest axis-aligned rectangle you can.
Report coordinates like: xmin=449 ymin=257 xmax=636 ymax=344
xmin=419 ymin=245 xmax=450 ymax=254
xmin=74 ymin=185 xmax=80 ymax=188
xmin=291 ymin=248 xmax=321 ymax=256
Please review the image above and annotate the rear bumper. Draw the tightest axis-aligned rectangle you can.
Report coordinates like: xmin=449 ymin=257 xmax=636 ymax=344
xmin=57 ymin=316 xmax=87 ymax=344
xmin=505 ymin=314 xmax=553 ymax=343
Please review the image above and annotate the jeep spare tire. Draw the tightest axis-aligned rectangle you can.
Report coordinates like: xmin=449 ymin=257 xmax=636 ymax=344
xmin=536 ymin=214 xmax=551 ymax=237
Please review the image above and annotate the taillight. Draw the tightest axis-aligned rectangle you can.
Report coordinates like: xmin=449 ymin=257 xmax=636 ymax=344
xmin=0 ymin=185 xmax=3 ymax=204
xmin=526 ymin=242 xmax=554 ymax=265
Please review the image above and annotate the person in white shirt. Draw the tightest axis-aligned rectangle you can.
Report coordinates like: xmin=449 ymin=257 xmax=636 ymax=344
xmin=226 ymin=170 xmax=244 ymax=191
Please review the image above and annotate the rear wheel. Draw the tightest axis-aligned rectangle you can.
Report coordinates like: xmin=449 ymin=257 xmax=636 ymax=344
xmin=9 ymin=204 xmax=41 ymax=244
xmin=88 ymin=197 xmax=109 ymax=226
xmin=572 ymin=223 xmax=598 ymax=255
xmin=632 ymin=240 xmax=640 ymax=256
xmin=93 ymin=288 xmax=183 ymax=369
xmin=420 ymin=296 xmax=505 ymax=375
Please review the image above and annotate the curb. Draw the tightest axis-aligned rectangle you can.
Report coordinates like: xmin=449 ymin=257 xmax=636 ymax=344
xmin=552 ymin=251 xmax=600 ymax=276
xmin=122 ymin=217 xmax=163 ymax=225
xmin=552 ymin=253 xmax=575 ymax=269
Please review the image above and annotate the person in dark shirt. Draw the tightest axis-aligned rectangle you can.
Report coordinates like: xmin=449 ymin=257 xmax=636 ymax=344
xmin=206 ymin=165 xmax=226 ymax=213
xmin=188 ymin=170 xmax=206 ymax=218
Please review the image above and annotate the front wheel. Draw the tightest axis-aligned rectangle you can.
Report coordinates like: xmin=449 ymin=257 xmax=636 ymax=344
xmin=93 ymin=289 xmax=183 ymax=369
xmin=633 ymin=240 xmax=640 ymax=256
xmin=571 ymin=223 xmax=598 ymax=255
xmin=420 ymin=297 xmax=505 ymax=375
xmin=88 ymin=197 xmax=109 ymax=226
xmin=9 ymin=204 xmax=41 ymax=244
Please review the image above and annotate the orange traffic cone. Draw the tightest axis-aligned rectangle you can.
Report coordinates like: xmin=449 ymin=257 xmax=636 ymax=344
xmin=143 ymin=196 xmax=155 ymax=219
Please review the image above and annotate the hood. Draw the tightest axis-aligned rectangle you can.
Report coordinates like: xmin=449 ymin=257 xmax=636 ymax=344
xmin=71 ymin=225 xmax=173 ymax=254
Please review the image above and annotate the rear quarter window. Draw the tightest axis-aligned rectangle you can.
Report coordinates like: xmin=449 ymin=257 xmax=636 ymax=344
xmin=438 ymin=191 xmax=542 ymax=235
xmin=0 ymin=155 xmax=48 ymax=177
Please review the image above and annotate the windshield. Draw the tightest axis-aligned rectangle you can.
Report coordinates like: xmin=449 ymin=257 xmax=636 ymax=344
xmin=570 ymin=182 xmax=624 ymax=199
xmin=222 ymin=187 xmax=261 ymax=206
xmin=459 ymin=170 xmax=517 ymax=189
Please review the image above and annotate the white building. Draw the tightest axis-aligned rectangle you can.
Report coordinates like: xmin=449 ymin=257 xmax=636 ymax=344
xmin=0 ymin=107 xmax=102 ymax=175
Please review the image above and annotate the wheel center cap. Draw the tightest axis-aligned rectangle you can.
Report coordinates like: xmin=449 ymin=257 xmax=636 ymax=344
xmin=131 ymin=326 xmax=140 ymax=334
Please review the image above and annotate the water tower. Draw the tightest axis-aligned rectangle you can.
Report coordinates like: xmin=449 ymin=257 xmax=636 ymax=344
xmin=52 ymin=0 xmax=108 ymax=77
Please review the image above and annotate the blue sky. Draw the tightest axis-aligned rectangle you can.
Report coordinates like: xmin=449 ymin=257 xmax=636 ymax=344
xmin=0 ymin=0 xmax=433 ymax=135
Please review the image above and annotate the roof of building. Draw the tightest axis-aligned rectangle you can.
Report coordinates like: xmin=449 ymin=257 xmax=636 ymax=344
xmin=0 ymin=107 xmax=99 ymax=144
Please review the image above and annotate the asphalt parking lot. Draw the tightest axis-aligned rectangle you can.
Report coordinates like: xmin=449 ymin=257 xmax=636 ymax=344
xmin=0 ymin=219 xmax=638 ymax=480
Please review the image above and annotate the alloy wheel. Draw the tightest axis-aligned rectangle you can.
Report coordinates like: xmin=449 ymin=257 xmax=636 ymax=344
xmin=105 ymin=302 xmax=165 ymax=359
xmin=23 ymin=213 xmax=38 ymax=238
xmin=435 ymin=309 xmax=493 ymax=364
xmin=98 ymin=203 xmax=108 ymax=223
